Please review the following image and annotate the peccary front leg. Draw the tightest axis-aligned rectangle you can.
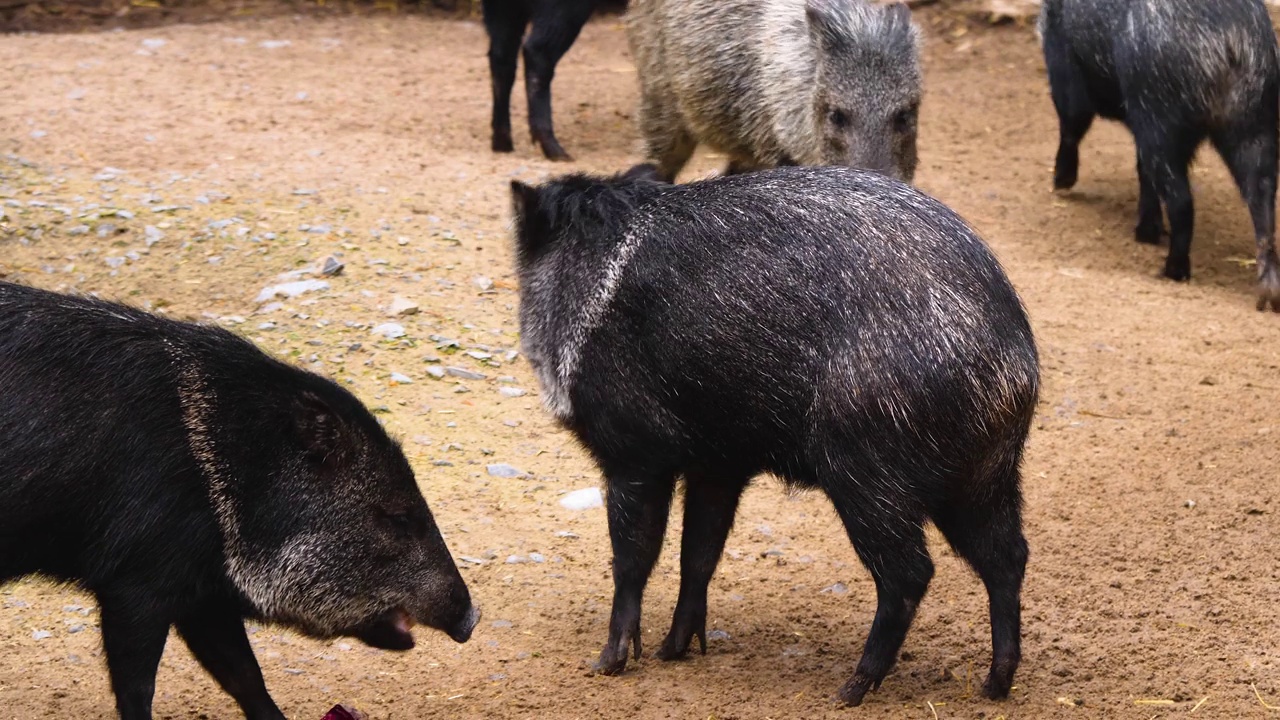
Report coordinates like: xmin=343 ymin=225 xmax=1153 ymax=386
xmin=655 ymin=473 xmax=747 ymax=661
xmin=828 ymin=492 xmax=933 ymax=706
xmin=638 ymin=91 xmax=696 ymax=182
xmin=482 ymin=0 xmax=529 ymax=154
xmin=1214 ymin=126 xmax=1280 ymax=311
xmin=177 ymin=601 xmax=286 ymax=720
xmin=99 ymin=593 xmax=173 ymax=720
xmin=594 ymin=470 xmax=676 ymax=675
xmin=522 ymin=3 xmax=592 ymax=161
xmin=932 ymin=487 xmax=1028 ymax=700
xmin=1044 ymin=40 xmax=1094 ymax=190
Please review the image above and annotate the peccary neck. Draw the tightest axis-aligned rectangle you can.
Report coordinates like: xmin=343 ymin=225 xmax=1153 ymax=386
xmin=514 ymin=176 xmax=671 ymax=424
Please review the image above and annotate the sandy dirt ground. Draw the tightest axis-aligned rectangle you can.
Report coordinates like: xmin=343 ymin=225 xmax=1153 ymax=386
xmin=2 ymin=7 xmax=1279 ymax=719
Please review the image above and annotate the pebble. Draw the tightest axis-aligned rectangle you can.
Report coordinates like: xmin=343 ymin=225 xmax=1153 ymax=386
xmin=820 ymin=583 xmax=849 ymax=595
xmin=487 ymin=463 xmax=524 ymax=478
xmin=498 ymin=387 xmax=527 ymax=398
xmin=425 ymin=366 xmax=446 ymax=379
xmin=321 ymin=256 xmax=344 ymax=276
xmin=261 ymin=40 xmax=293 ymax=49
xmin=707 ymin=629 xmax=731 ymax=641
xmin=255 ymin=279 xmax=329 ymax=303
xmin=459 ymin=556 xmax=487 ymax=565
xmin=389 ymin=372 xmax=413 ymax=384
xmin=465 ymin=350 xmax=492 ymax=361
xmin=502 ymin=419 xmax=521 ymax=427
xmin=67 ymin=225 xmax=90 ymax=236
xmin=370 ymin=323 xmax=406 ymax=339
xmin=505 ymin=555 xmax=527 ymax=564
xmin=387 ymin=296 xmax=419 ymax=316
xmin=560 ymin=487 xmax=604 ymax=511
xmin=473 ymin=276 xmax=494 ymax=291
xmin=529 ymin=552 xmax=546 ymax=563
xmin=432 ymin=460 xmax=453 ymax=467
xmin=32 ymin=630 xmax=51 ymax=640
xmin=446 ymin=367 xmax=486 ymax=380
xmin=491 ymin=620 xmax=513 ymax=628
xmin=761 ymin=549 xmax=785 ymax=558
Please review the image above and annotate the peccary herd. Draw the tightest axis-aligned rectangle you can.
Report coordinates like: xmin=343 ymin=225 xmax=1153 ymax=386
xmin=2 ymin=0 xmax=1278 ymax=718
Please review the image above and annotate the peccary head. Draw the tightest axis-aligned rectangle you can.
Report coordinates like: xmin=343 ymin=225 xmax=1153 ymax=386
xmin=806 ymin=0 xmax=922 ymax=181
xmin=177 ymin=354 xmax=479 ymax=649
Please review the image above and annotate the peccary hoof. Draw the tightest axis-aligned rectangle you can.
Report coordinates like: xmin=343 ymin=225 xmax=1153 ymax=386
xmin=1052 ymin=168 xmax=1077 ymax=191
xmin=836 ymin=672 xmax=880 ymax=707
xmin=591 ymin=642 xmax=631 ymax=676
xmin=1162 ymin=255 xmax=1191 ymax=282
xmin=492 ymin=132 xmax=514 ymax=153
xmin=1257 ymin=259 xmax=1280 ymax=312
xmin=981 ymin=665 xmax=1016 ymax=700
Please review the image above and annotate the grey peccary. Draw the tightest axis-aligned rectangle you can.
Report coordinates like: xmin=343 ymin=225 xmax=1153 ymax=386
xmin=484 ymin=0 xmax=600 ymax=161
xmin=0 ymin=281 xmax=479 ymax=720
xmin=624 ymin=0 xmax=922 ymax=182
xmin=508 ymin=166 xmax=1039 ymax=705
xmin=1039 ymin=0 xmax=1280 ymax=311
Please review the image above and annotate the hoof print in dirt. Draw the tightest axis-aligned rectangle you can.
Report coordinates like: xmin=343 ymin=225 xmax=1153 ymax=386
xmin=507 ymin=165 xmax=1039 ymax=703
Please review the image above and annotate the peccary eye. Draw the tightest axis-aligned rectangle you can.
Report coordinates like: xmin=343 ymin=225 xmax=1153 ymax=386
xmin=828 ymin=108 xmax=851 ymax=129
xmin=892 ymin=108 xmax=916 ymax=133
xmin=379 ymin=511 xmax=413 ymax=538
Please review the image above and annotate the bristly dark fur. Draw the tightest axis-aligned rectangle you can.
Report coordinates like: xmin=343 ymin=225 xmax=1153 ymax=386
xmin=1039 ymin=0 xmax=1280 ymax=310
xmin=484 ymin=0 xmax=605 ymax=161
xmin=0 ymin=281 xmax=477 ymax=720
xmin=509 ymin=165 xmax=1040 ymax=707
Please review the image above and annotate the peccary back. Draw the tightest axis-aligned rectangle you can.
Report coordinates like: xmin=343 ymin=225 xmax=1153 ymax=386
xmin=626 ymin=0 xmax=922 ymax=182
xmin=510 ymin=166 xmax=1037 ymax=705
xmin=0 ymin=281 xmax=478 ymax=720
xmin=1039 ymin=0 xmax=1280 ymax=310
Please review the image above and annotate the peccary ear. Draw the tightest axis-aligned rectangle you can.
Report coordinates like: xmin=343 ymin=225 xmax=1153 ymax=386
xmin=294 ymin=391 xmax=350 ymax=464
xmin=805 ymin=0 xmax=841 ymax=45
xmin=885 ymin=1 xmax=911 ymax=25
xmin=509 ymin=180 xmax=553 ymax=260
xmin=510 ymin=180 xmax=539 ymax=224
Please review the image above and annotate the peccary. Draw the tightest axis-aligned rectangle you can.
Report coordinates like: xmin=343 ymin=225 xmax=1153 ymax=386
xmin=624 ymin=0 xmax=923 ymax=182
xmin=0 ymin=281 xmax=479 ymax=720
xmin=508 ymin=166 xmax=1039 ymax=705
xmin=484 ymin=0 xmax=598 ymax=161
xmin=1039 ymin=0 xmax=1280 ymax=310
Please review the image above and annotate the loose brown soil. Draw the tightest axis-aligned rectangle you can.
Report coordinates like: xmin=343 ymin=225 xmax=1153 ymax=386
xmin=2 ymin=8 xmax=1279 ymax=720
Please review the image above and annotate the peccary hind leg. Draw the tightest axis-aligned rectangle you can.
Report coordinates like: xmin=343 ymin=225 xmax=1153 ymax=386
xmin=99 ymin=593 xmax=172 ymax=720
xmin=1214 ymin=126 xmax=1280 ymax=311
xmin=1044 ymin=41 xmax=1095 ymax=190
xmin=177 ymin=600 xmax=286 ymax=720
xmin=594 ymin=469 xmax=676 ymax=675
xmin=1134 ymin=124 xmax=1198 ymax=281
xmin=655 ymin=472 xmax=748 ymax=661
xmin=483 ymin=0 xmax=529 ymax=153
xmin=828 ymin=488 xmax=933 ymax=707
xmin=523 ymin=3 xmax=593 ymax=161
xmin=932 ymin=483 xmax=1028 ymax=700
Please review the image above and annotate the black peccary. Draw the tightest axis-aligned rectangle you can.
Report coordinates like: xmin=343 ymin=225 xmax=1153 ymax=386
xmin=1039 ymin=0 xmax=1280 ymax=311
xmin=483 ymin=0 xmax=612 ymax=161
xmin=508 ymin=166 xmax=1040 ymax=706
xmin=0 ymin=281 xmax=479 ymax=720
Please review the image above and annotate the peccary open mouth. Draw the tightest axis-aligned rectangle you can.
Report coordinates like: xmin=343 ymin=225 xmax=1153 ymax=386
xmin=354 ymin=607 xmax=417 ymax=651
